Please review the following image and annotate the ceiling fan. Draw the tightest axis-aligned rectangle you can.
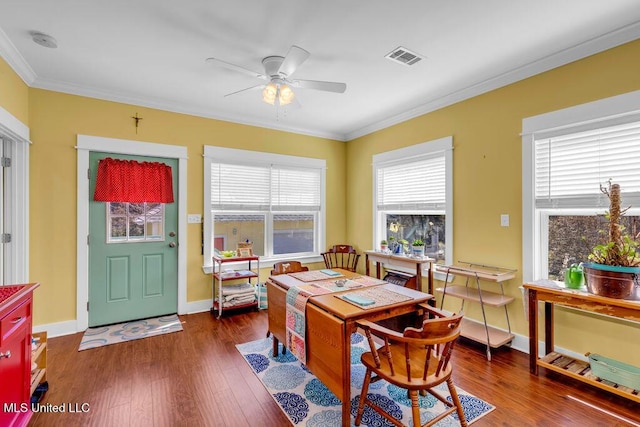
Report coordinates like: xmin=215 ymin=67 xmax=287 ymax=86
xmin=206 ymin=45 xmax=346 ymax=106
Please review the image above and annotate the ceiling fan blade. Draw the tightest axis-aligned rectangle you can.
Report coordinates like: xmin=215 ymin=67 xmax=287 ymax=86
xmin=224 ymin=84 xmax=264 ymax=97
xmin=291 ymin=79 xmax=347 ymax=93
xmin=277 ymin=45 xmax=310 ymax=78
xmin=206 ymin=57 xmax=268 ymax=80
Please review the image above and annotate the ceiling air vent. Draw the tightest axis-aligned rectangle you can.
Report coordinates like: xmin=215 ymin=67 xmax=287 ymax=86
xmin=384 ymin=46 xmax=424 ymax=66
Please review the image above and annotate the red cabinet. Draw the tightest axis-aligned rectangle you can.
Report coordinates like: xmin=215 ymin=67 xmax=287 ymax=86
xmin=0 ymin=283 xmax=39 ymax=427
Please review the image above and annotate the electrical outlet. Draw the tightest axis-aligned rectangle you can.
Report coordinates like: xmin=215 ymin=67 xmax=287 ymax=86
xmin=187 ymin=214 xmax=202 ymax=224
xmin=500 ymin=214 xmax=509 ymax=227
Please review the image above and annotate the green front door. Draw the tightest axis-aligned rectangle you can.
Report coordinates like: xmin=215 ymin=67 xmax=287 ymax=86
xmin=88 ymin=152 xmax=178 ymax=326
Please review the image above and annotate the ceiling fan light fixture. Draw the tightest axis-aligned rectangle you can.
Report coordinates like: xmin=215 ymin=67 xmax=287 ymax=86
xmin=262 ymin=82 xmax=277 ymax=105
xmin=262 ymin=82 xmax=295 ymax=106
xmin=279 ymin=84 xmax=295 ymax=106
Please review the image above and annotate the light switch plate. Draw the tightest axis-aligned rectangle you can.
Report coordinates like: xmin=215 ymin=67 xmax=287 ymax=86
xmin=187 ymin=214 xmax=202 ymax=224
xmin=500 ymin=214 xmax=509 ymax=227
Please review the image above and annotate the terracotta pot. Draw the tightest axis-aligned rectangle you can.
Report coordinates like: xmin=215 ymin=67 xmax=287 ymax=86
xmin=583 ymin=263 xmax=640 ymax=299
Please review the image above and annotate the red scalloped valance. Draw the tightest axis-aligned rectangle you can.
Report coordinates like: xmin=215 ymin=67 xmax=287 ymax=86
xmin=93 ymin=157 xmax=174 ymax=203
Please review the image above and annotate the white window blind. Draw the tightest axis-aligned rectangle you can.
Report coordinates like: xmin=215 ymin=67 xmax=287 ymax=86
xmin=534 ymin=120 xmax=640 ymax=208
xmin=377 ymin=153 xmax=446 ymax=211
xmin=271 ymin=166 xmax=321 ymax=211
xmin=211 ymin=162 xmax=321 ymax=211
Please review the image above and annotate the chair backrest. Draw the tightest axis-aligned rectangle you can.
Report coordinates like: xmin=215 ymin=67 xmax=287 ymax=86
xmin=360 ymin=309 xmax=463 ymax=383
xmin=270 ymin=261 xmax=309 ymax=276
xmin=321 ymin=244 xmax=360 ymax=272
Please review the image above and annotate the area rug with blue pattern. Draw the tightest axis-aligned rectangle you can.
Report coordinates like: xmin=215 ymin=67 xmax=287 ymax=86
xmin=236 ymin=334 xmax=495 ymax=426
xmin=78 ymin=314 xmax=183 ymax=351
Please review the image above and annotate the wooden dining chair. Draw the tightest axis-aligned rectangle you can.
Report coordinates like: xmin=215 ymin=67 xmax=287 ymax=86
xmin=270 ymin=261 xmax=309 ymax=276
xmin=355 ymin=305 xmax=467 ymax=427
xmin=321 ymin=244 xmax=360 ymax=272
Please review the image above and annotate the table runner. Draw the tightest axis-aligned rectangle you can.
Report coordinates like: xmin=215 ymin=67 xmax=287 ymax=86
xmin=284 ymin=276 xmax=387 ymax=364
xmin=285 ymin=283 xmax=333 ymax=363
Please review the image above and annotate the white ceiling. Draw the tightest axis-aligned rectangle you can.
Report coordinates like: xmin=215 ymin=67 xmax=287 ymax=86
xmin=1 ymin=1 xmax=640 ymax=141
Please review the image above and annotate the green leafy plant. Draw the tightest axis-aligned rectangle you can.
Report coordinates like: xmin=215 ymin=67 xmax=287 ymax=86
xmin=586 ymin=181 xmax=640 ymax=267
xmin=380 ymin=239 xmax=387 ymax=245
xmin=412 ymin=239 xmax=424 ymax=246
xmin=398 ymin=239 xmax=409 ymax=246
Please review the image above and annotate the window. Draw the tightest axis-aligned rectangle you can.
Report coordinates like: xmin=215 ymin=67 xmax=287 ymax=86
xmin=522 ymin=90 xmax=640 ymax=281
xmin=107 ymin=202 xmax=165 ymax=242
xmin=372 ymin=137 xmax=453 ymax=264
xmin=203 ymin=146 xmax=325 ymax=270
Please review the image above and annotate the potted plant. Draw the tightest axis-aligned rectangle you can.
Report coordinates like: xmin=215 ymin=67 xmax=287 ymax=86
xmin=397 ymin=239 xmax=409 ymax=254
xmin=583 ymin=181 xmax=640 ymax=299
xmin=380 ymin=239 xmax=388 ymax=252
xmin=411 ymin=239 xmax=425 ymax=257
xmin=388 ymin=236 xmax=396 ymax=253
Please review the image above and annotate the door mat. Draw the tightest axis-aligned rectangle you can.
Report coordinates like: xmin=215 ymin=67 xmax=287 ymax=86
xmin=78 ymin=314 xmax=183 ymax=351
xmin=236 ymin=334 xmax=495 ymax=426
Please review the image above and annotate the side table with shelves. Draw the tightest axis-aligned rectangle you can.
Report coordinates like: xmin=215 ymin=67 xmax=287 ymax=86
xmin=212 ymin=255 xmax=260 ymax=319
xmin=523 ymin=281 xmax=640 ymax=403
xmin=436 ymin=262 xmax=516 ymax=360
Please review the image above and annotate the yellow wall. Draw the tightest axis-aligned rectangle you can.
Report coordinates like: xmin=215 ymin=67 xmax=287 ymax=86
xmin=27 ymin=89 xmax=346 ymax=325
xmin=3 ymin=37 xmax=640 ymax=364
xmin=347 ymin=39 xmax=640 ymax=365
xmin=0 ymin=56 xmax=29 ymax=125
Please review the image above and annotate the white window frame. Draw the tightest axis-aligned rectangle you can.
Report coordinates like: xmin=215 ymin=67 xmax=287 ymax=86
xmin=203 ymin=146 xmax=326 ymax=272
xmin=522 ymin=90 xmax=640 ymax=282
xmin=372 ymin=136 xmax=453 ymax=266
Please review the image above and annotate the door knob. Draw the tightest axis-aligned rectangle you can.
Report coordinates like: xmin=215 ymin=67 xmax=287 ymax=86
xmin=0 ymin=351 xmax=11 ymax=359
xmin=169 ymin=231 xmax=176 ymax=237
xmin=169 ymin=242 xmax=176 ymax=248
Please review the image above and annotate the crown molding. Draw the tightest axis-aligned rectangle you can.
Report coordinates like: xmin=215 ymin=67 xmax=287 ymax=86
xmin=0 ymin=26 xmax=36 ymax=85
xmin=30 ymin=76 xmax=347 ymax=142
xmin=345 ymin=21 xmax=640 ymax=141
xmin=3 ymin=19 xmax=639 ymax=143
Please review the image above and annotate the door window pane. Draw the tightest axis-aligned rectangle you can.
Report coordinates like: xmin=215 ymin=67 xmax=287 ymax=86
xmin=107 ymin=202 xmax=165 ymax=243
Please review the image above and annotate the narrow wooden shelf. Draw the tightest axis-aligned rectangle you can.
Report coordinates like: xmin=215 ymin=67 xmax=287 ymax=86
xmin=437 ymin=262 xmax=516 ymax=361
xmin=539 ymin=352 xmax=640 ymax=403
xmin=30 ymin=331 xmax=47 ymax=396
xmin=435 ymin=263 xmax=516 ymax=282
xmin=460 ymin=318 xmax=514 ymax=348
xmin=436 ymin=285 xmax=514 ymax=307
xmin=30 ymin=368 xmax=46 ymax=396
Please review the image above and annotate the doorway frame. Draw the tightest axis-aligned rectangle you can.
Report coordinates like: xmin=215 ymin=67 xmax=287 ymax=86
xmin=76 ymin=135 xmax=188 ymax=332
xmin=0 ymin=105 xmax=30 ymax=284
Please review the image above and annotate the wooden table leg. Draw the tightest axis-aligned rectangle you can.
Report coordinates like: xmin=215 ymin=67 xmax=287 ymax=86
xmin=544 ymin=301 xmax=554 ymax=356
xmin=528 ymin=288 xmax=539 ymax=374
xmin=341 ymin=322 xmax=353 ymax=426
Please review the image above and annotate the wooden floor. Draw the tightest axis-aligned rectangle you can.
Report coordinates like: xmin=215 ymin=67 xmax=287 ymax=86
xmin=29 ymin=310 xmax=639 ymax=427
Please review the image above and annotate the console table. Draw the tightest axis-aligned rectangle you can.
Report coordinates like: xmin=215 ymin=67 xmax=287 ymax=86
xmin=523 ymin=281 xmax=640 ymax=402
xmin=364 ymin=251 xmax=434 ymax=294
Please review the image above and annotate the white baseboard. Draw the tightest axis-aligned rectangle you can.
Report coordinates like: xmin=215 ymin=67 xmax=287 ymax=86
xmin=33 ymin=320 xmax=78 ymax=338
xmin=185 ymin=299 xmax=213 ymax=314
